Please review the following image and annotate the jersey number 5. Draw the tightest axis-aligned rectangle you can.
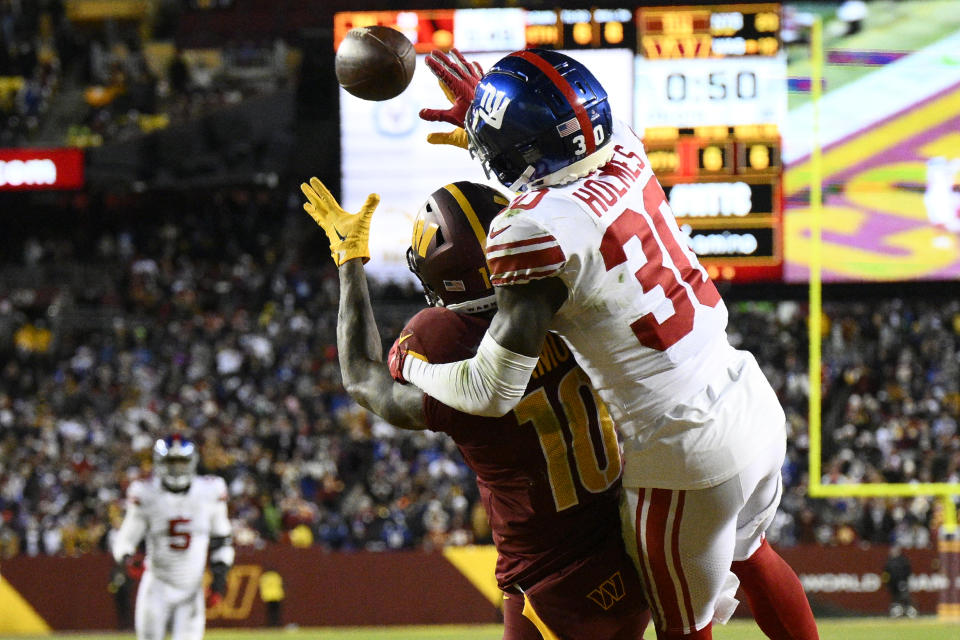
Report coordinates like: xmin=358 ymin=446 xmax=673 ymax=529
xmin=599 ymin=177 xmax=720 ymax=350
xmin=168 ymin=518 xmax=191 ymax=550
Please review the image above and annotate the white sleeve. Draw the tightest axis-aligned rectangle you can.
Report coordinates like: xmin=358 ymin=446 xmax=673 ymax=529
xmin=402 ymin=332 xmax=539 ymax=417
xmin=485 ymin=201 xmax=567 ymax=287
xmin=111 ymin=486 xmax=148 ymax=563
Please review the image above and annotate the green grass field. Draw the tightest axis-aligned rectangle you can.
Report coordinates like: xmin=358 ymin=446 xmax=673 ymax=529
xmin=2 ymin=619 xmax=958 ymax=640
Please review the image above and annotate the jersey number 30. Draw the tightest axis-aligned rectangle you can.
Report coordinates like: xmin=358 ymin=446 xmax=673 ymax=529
xmin=600 ymin=177 xmax=720 ymax=350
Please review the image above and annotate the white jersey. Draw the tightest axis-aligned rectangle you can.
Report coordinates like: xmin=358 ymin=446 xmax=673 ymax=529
xmin=485 ymin=125 xmax=784 ymax=489
xmin=112 ymin=475 xmax=231 ymax=591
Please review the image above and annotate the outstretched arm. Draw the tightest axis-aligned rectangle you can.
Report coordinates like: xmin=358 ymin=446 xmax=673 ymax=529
xmin=337 ymin=259 xmax=427 ymax=430
xmin=394 ymin=276 xmax=567 ymax=417
xmin=299 ymin=176 xmax=428 ymax=430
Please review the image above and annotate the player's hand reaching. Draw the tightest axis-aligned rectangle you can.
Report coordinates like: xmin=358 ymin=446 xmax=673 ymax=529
xmin=301 ymin=177 xmax=379 ymax=266
xmin=419 ymin=49 xmax=483 ymax=149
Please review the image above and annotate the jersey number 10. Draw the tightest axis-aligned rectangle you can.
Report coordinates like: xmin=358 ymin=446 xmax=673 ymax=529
xmin=514 ymin=367 xmax=621 ymax=512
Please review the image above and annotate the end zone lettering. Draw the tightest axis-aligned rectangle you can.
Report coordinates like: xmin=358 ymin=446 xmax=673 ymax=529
xmin=0 ymin=148 xmax=84 ymax=190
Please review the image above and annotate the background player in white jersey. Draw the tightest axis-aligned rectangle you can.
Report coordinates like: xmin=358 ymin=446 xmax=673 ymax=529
xmin=112 ymin=435 xmax=234 ymax=640
xmin=386 ymin=49 xmax=819 ymax=640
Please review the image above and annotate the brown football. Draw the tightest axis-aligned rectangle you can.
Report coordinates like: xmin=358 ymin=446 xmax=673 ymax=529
xmin=335 ymin=26 xmax=416 ymax=101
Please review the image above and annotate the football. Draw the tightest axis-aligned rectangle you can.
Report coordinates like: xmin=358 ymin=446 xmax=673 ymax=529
xmin=335 ymin=26 xmax=416 ymax=101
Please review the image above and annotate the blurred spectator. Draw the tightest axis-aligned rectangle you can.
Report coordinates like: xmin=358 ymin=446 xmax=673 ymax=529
xmin=882 ymin=545 xmax=917 ymax=618
xmin=0 ymin=0 xmax=64 ymax=146
xmin=258 ymin=567 xmax=285 ymax=627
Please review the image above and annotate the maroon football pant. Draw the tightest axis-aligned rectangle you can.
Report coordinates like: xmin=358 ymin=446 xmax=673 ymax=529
xmin=502 ymin=533 xmax=651 ymax=639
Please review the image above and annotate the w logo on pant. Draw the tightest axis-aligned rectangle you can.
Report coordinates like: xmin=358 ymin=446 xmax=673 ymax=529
xmin=586 ymin=571 xmax=626 ymax=610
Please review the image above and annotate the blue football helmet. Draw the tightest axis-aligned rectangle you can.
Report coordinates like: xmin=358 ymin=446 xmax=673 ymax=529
xmin=153 ymin=434 xmax=198 ymax=491
xmin=464 ymin=49 xmax=614 ymax=192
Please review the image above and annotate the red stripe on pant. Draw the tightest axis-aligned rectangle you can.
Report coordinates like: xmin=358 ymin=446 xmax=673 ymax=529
xmin=638 ymin=488 xmax=697 ymax=635
xmin=633 ymin=488 xmax=664 ymax=625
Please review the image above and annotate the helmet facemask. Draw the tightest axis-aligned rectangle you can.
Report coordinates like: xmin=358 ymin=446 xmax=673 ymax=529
xmin=406 ymin=245 xmax=443 ymax=308
xmin=153 ymin=436 xmax=198 ymax=492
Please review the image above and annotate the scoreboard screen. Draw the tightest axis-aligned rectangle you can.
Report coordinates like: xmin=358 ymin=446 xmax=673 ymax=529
xmin=638 ymin=3 xmax=781 ymax=59
xmin=635 ymin=4 xmax=785 ymax=282
xmin=333 ymin=8 xmax=634 ymax=54
xmin=336 ymin=5 xmax=786 ymax=284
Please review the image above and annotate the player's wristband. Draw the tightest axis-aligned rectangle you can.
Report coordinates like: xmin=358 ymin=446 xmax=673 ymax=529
xmin=403 ymin=333 xmax=538 ymax=417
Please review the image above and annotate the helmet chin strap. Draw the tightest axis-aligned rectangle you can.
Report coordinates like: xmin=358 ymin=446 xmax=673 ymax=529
xmin=506 ymin=145 xmax=616 ymax=193
xmin=507 ymin=165 xmax=537 ymax=192
xmin=536 ymin=145 xmax=616 ymax=189
xmin=443 ymin=293 xmax=498 ymax=314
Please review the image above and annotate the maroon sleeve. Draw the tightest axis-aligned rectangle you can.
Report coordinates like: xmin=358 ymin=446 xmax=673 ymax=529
xmin=394 ymin=307 xmax=484 ymax=364
xmin=392 ymin=307 xmax=490 ymax=435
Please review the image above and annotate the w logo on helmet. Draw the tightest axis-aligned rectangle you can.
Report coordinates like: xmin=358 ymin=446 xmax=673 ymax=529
xmin=475 ymin=82 xmax=511 ymax=130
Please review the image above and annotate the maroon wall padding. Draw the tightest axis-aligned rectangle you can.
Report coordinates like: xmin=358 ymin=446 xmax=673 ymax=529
xmin=2 ymin=553 xmax=116 ymax=630
xmin=1 ymin=548 xmax=500 ymax=631
xmin=762 ymin=545 xmax=939 ymax=617
xmin=0 ymin=545 xmax=943 ymax=630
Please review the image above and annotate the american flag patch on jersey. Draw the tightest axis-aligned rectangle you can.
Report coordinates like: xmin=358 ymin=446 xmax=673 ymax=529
xmin=443 ymin=280 xmax=466 ymax=292
xmin=556 ymin=117 xmax=580 ymax=137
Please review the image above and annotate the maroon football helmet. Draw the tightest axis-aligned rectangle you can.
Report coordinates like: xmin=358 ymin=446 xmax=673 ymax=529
xmin=407 ymin=181 xmax=509 ymax=314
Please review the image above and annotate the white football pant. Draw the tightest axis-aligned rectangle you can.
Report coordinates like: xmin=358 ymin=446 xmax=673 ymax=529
xmin=135 ymin=571 xmax=206 ymax=640
xmin=621 ymin=435 xmax=785 ymax=635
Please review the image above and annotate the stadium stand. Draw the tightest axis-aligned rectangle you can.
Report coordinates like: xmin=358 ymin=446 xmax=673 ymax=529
xmin=0 ymin=0 xmax=298 ymax=149
xmin=0 ymin=188 xmax=957 ymax=559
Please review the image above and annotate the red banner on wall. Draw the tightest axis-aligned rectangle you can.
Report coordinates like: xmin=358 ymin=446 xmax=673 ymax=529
xmin=0 ymin=148 xmax=84 ymax=190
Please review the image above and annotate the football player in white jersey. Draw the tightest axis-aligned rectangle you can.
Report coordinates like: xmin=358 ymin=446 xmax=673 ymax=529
xmin=112 ymin=435 xmax=234 ymax=640
xmin=381 ymin=49 xmax=819 ymax=640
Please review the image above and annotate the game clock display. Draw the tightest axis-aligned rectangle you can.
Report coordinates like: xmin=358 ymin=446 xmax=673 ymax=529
xmin=635 ymin=57 xmax=786 ymax=128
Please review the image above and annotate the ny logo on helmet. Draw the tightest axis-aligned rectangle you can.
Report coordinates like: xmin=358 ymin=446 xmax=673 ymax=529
xmin=475 ymin=82 xmax=511 ymax=130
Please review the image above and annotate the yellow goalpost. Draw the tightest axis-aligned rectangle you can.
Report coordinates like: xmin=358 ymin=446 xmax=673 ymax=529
xmin=803 ymin=15 xmax=960 ymax=620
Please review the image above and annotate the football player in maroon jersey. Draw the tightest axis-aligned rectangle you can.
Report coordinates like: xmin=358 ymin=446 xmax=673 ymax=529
xmin=300 ymin=176 xmax=650 ymax=639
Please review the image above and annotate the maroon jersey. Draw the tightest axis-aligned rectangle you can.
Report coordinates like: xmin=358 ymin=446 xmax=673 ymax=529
xmin=398 ymin=306 xmax=623 ymax=590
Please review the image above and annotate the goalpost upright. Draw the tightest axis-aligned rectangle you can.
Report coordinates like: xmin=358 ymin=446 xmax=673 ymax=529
xmin=802 ymin=14 xmax=960 ymax=620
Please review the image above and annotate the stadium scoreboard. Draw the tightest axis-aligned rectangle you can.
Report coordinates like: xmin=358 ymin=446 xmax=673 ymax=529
xmin=334 ymin=8 xmax=634 ymax=53
xmin=335 ymin=3 xmax=786 ymax=284
xmin=637 ymin=4 xmax=785 ymax=282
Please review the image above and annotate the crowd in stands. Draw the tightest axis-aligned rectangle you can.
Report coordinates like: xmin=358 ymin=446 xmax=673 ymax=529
xmin=0 ymin=0 xmax=67 ymax=147
xmin=726 ymin=298 xmax=960 ymax=550
xmin=0 ymin=186 xmax=957 ymax=561
xmin=0 ymin=0 xmax=296 ymax=148
xmin=71 ymin=36 xmax=296 ymax=148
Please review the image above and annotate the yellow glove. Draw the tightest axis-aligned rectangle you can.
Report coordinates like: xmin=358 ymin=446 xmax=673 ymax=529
xmin=300 ymin=176 xmax=379 ymax=266
xmin=426 ymin=127 xmax=469 ymax=149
